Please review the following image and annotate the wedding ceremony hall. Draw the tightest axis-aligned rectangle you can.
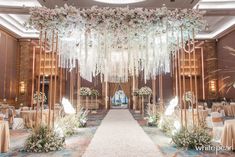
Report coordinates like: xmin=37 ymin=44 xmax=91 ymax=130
xmin=1 ymin=0 xmax=235 ymax=157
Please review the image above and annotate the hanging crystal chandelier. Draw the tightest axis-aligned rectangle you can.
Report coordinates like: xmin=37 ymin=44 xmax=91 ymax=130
xmin=28 ymin=5 xmax=205 ymax=83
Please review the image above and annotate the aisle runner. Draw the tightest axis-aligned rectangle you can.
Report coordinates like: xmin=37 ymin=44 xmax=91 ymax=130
xmin=83 ymin=109 xmax=163 ymax=157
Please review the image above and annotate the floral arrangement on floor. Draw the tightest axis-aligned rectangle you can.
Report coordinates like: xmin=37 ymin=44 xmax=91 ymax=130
xmin=55 ymin=114 xmax=80 ymax=137
xmin=33 ymin=92 xmax=47 ymax=104
xmin=159 ymin=115 xmax=178 ymax=136
xmin=172 ymin=126 xmax=212 ymax=150
xmin=145 ymin=104 xmax=160 ymax=126
xmin=55 ymin=108 xmax=89 ymax=137
xmin=91 ymin=89 xmax=99 ymax=97
xmin=23 ymin=125 xmax=64 ymax=153
xmin=78 ymin=108 xmax=89 ymax=127
xmin=80 ymin=87 xmax=91 ymax=96
xmin=138 ymin=86 xmax=152 ymax=96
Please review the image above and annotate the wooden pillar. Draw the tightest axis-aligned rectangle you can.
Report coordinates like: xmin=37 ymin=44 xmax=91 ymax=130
xmin=59 ymin=66 xmax=63 ymax=102
xmin=52 ymin=32 xmax=58 ymax=128
xmin=70 ymin=69 xmax=74 ymax=105
xmin=152 ymin=76 xmax=156 ymax=104
xmin=48 ymin=31 xmax=55 ymax=128
xmin=159 ymin=73 xmax=163 ymax=111
xmin=31 ymin=47 xmax=36 ymax=108
xmin=77 ymin=64 xmax=81 ymax=113
xmin=36 ymin=31 xmax=43 ymax=127
xmin=177 ymin=37 xmax=183 ymax=126
xmin=201 ymin=47 xmax=205 ymax=100
xmin=105 ymin=81 xmax=109 ymax=109
xmin=142 ymin=96 xmax=144 ymax=117
xmin=192 ymin=31 xmax=199 ymax=126
xmin=174 ymin=53 xmax=179 ymax=98
xmin=181 ymin=28 xmax=187 ymax=128
xmin=132 ymin=75 xmax=136 ymax=110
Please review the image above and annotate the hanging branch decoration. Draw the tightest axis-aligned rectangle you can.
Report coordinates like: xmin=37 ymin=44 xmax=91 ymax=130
xmin=28 ymin=5 xmax=205 ymax=83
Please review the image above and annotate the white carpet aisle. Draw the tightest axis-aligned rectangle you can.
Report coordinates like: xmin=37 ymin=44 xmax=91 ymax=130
xmin=83 ymin=109 xmax=163 ymax=157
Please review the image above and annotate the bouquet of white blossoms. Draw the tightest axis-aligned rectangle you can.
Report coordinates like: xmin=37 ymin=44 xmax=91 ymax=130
xmin=33 ymin=92 xmax=47 ymax=104
xmin=138 ymin=86 xmax=152 ymax=96
xmin=80 ymin=87 xmax=91 ymax=96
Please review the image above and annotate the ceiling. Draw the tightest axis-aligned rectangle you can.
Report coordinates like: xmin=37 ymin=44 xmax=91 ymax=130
xmin=0 ymin=0 xmax=234 ymax=39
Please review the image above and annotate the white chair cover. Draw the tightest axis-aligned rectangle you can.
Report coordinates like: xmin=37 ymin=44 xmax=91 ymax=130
xmin=12 ymin=118 xmax=24 ymax=130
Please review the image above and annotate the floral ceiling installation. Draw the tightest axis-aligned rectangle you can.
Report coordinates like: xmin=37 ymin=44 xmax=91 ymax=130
xmin=29 ymin=5 xmax=205 ymax=83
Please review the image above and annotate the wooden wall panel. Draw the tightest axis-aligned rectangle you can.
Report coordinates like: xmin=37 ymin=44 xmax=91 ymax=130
xmin=0 ymin=30 xmax=19 ymax=103
xmin=217 ymin=31 xmax=235 ymax=99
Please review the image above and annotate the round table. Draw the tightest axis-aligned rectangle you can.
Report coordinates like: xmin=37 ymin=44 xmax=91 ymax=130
xmin=20 ymin=110 xmax=53 ymax=128
xmin=0 ymin=121 xmax=10 ymax=153
xmin=224 ymin=105 xmax=235 ymax=117
xmin=221 ymin=119 xmax=235 ymax=150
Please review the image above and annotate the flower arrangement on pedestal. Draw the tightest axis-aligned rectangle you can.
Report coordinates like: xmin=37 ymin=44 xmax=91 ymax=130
xmin=183 ymin=91 xmax=195 ymax=108
xmin=33 ymin=92 xmax=47 ymax=104
xmin=145 ymin=104 xmax=160 ymax=126
xmin=80 ymin=87 xmax=91 ymax=96
xmin=138 ymin=86 xmax=152 ymax=96
xmin=183 ymin=91 xmax=194 ymax=103
xmin=23 ymin=125 xmax=64 ymax=153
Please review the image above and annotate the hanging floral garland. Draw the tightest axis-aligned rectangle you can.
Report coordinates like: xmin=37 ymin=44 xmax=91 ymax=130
xmin=28 ymin=5 xmax=205 ymax=83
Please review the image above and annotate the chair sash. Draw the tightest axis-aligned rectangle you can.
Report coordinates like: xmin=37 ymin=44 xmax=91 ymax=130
xmin=212 ymin=117 xmax=223 ymax=123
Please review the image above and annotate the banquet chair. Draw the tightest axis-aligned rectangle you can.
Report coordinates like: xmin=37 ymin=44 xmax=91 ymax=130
xmin=210 ymin=112 xmax=224 ymax=142
xmin=12 ymin=117 xmax=24 ymax=130
xmin=0 ymin=113 xmax=5 ymax=121
xmin=21 ymin=106 xmax=30 ymax=111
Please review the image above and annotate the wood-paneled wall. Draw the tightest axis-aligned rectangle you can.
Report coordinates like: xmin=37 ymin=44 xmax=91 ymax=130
xmin=0 ymin=29 xmax=19 ymax=104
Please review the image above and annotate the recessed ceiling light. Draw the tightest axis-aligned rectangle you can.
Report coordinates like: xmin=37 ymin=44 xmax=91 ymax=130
xmin=94 ymin=0 xmax=145 ymax=4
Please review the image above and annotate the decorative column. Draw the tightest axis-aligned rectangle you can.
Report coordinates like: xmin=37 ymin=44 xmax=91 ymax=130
xmin=76 ymin=65 xmax=81 ymax=113
xmin=152 ymin=76 xmax=156 ymax=104
xmin=105 ymin=81 xmax=109 ymax=109
xmin=141 ymin=96 xmax=144 ymax=117
xmin=159 ymin=73 xmax=164 ymax=111
xmin=132 ymin=75 xmax=136 ymax=110
xmin=86 ymin=96 xmax=88 ymax=110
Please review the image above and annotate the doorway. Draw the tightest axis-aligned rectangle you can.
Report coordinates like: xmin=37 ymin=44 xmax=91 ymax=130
xmin=111 ymin=90 xmax=128 ymax=109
